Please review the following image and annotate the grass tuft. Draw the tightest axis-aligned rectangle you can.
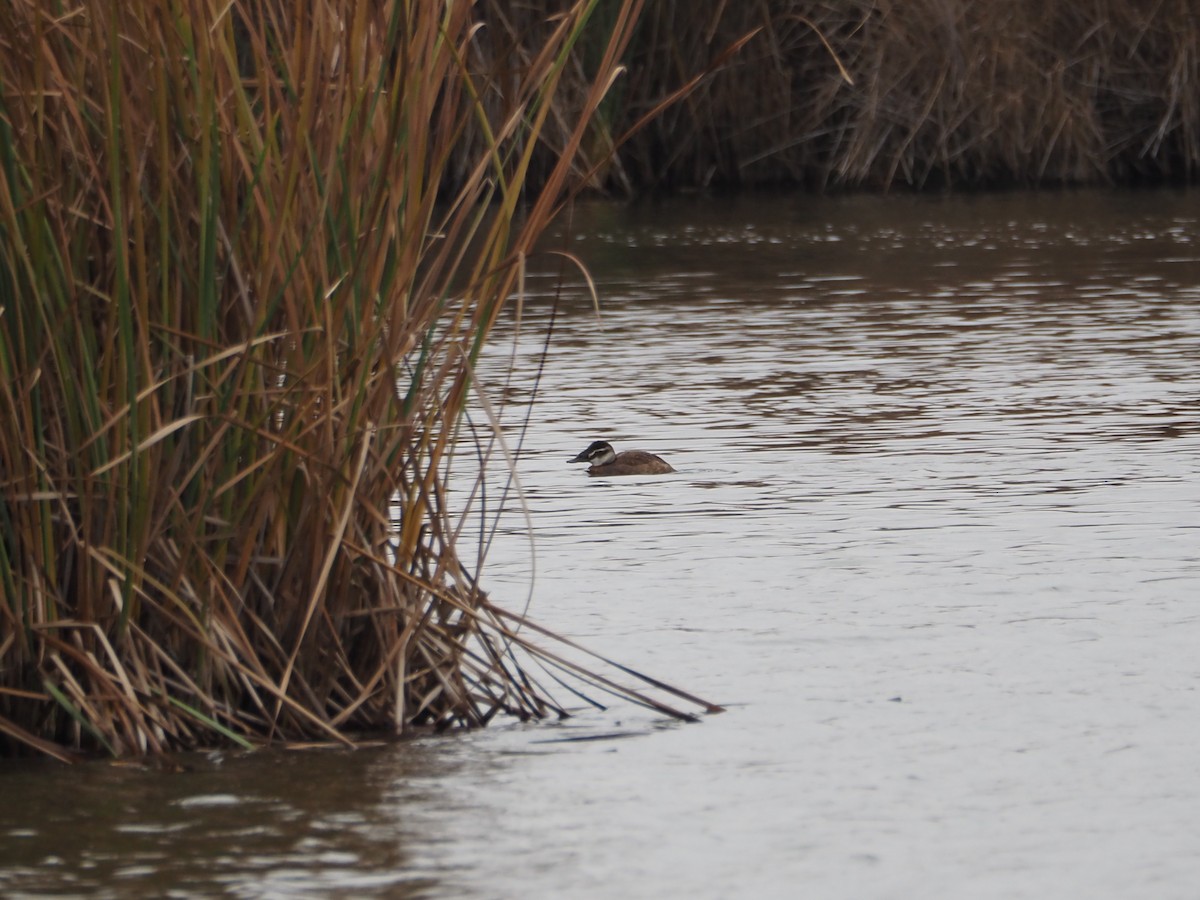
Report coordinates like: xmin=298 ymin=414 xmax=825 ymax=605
xmin=0 ymin=0 xmax=718 ymax=760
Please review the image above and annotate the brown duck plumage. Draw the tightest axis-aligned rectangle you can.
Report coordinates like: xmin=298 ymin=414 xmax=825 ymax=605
xmin=569 ymin=440 xmax=675 ymax=477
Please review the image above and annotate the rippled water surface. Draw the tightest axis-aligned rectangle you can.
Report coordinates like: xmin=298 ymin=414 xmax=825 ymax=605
xmin=4 ymin=190 xmax=1199 ymax=898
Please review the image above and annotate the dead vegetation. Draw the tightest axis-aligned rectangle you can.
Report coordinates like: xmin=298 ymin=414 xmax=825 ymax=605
xmin=0 ymin=0 xmax=719 ymax=762
xmin=603 ymin=1 xmax=1200 ymax=190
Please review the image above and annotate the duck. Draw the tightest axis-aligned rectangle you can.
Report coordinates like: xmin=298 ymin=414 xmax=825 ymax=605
xmin=569 ymin=440 xmax=676 ymax=477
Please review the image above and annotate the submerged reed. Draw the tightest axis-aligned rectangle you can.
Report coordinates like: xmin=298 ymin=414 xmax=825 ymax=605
xmin=0 ymin=0 xmax=719 ymax=762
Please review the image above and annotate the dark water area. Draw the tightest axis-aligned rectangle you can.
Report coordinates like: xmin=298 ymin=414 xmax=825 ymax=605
xmin=3 ymin=189 xmax=1199 ymax=898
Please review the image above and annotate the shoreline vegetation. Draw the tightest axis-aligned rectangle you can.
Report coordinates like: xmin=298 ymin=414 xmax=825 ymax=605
xmin=601 ymin=1 xmax=1200 ymax=192
xmin=0 ymin=0 xmax=721 ymax=763
xmin=0 ymin=0 xmax=1193 ymax=761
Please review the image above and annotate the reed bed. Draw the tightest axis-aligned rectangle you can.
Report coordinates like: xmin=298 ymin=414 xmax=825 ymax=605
xmin=598 ymin=0 xmax=1200 ymax=190
xmin=0 ymin=0 xmax=721 ymax=762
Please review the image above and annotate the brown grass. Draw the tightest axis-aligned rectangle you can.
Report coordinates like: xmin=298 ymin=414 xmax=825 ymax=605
xmin=0 ymin=0 xmax=720 ymax=762
xmin=586 ymin=0 xmax=1200 ymax=190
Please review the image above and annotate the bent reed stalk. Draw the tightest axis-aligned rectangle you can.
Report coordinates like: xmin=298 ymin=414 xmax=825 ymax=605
xmin=0 ymin=0 xmax=718 ymax=762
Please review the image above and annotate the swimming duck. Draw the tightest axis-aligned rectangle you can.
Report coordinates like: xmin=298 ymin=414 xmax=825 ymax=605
xmin=569 ymin=440 xmax=676 ymax=477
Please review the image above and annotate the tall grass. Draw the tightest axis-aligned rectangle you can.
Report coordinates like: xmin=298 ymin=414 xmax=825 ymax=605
xmin=590 ymin=0 xmax=1200 ymax=190
xmin=0 ymin=0 xmax=719 ymax=762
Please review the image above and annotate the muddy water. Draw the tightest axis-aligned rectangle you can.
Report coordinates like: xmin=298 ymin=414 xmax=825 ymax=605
xmin=3 ymin=190 xmax=1199 ymax=898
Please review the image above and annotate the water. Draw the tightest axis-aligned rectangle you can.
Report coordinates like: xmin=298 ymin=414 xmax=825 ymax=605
xmin=3 ymin=190 xmax=1199 ymax=898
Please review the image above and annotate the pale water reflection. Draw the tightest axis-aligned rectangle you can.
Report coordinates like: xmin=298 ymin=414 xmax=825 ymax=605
xmin=3 ymin=190 xmax=1199 ymax=898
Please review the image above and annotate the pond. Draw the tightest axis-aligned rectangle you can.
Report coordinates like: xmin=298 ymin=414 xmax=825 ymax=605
xmin=3 ymin=189 xmax=1199 ymax=898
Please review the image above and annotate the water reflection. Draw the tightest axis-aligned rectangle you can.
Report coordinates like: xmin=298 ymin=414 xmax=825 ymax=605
xmin=0 ymin=746 xmax=453 ymax=897
xmin=3 ymin=190 xmax=1200 ymax=898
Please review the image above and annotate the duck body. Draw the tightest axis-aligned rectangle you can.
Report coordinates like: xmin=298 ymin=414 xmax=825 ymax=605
xmin=569 ymin=440 xmax=675 ymax=477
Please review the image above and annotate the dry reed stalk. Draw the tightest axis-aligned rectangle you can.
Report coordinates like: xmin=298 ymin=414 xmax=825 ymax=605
xmin=0 ymin=0 xmax=720 ymax=761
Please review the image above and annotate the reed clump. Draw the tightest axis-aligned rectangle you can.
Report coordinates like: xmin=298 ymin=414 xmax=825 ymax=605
xmin=589 ymin=0 xmax=1200 ymax=190
xmin=0 ymin=0 xmax=719 ymax=762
